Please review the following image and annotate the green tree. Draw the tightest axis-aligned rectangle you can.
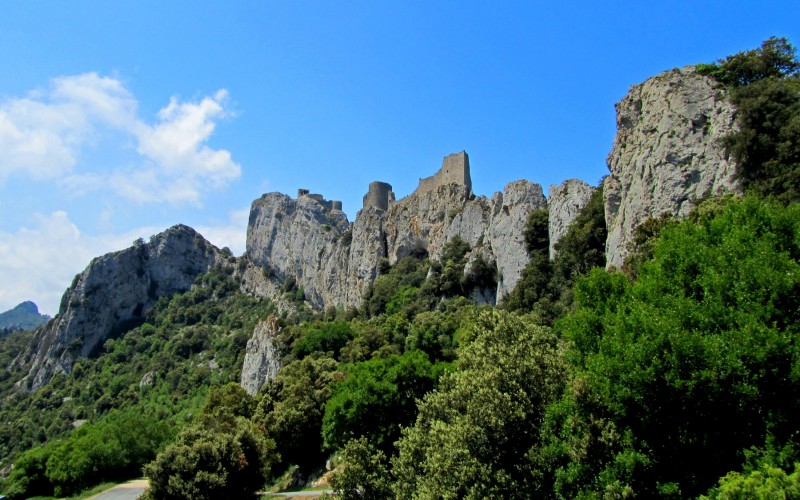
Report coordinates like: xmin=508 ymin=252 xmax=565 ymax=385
xmin=703 ymin=463 xmax=800 ymax=499
xmin=330 ymin=437 xmax=393 ymax=500
xmin=322 ymin=351 xmax=446 ymax=453
xmin=254 ymin=355 xmax=338 ymax=474
xmin=548 ymin=196 xmax=800 ymax=497
xmin=3 ymin=442 xmax=57 ymax=499
xmin=293 ymin=321 xmax=354 ymax=360
xmin=143 ymin=410 xmax=276 ymax=500
xmin=697 ymin=36 xmax=799 ymax=87
xmin=697 ymin=37 xmax=800 ymax=203
xmin=393 ymin=310 xmax=568 ymax=498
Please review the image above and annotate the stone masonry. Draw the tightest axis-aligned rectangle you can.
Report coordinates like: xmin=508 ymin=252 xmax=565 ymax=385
xmin=415 ymin=151 xmax=472 ymax=195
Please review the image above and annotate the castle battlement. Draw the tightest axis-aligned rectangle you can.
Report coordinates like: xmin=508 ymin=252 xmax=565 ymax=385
xmin=415 ymin=151 xmax=472 ymax=196
xmin=297 ymin=189 xmax=342 ymax=211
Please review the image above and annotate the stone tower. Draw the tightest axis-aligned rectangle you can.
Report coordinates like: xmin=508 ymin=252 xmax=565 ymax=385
xmin=415 ymin=151 xmax=472 ymax=195
xmin=363 ymin=181 xmax=394 ymax=211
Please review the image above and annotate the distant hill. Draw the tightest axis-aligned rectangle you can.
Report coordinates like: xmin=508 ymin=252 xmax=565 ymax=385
xmin=0 ymin=301 xmax=50 ymax=335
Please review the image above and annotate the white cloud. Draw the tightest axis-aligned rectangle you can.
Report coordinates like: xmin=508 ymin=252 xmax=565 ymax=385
xmin=196 ymin=207 xmax=250 ymax=256
xmin=0 ymin=73 xmax=240 ymax=206
xmin=0 ymin=209 xmax=251 ymax=316
xmin=0 ymin=212 xmax=154 ymax=315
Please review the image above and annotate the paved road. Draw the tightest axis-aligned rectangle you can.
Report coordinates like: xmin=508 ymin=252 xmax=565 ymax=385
xmin=86 ymin=479 xmax=149 ymax=500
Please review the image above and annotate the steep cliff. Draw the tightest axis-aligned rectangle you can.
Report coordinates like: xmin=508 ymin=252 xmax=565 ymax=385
xmin=548 ymin=179 xmax=596 ymax=260
xmin=240 ymin=316 xmax=283 ymax=396
xmin=245 ymin=193 xmax=383 ymax=310
xmin=245 ymin=155 xmax=546 ymax=309
xmin=604 ymin=66 xmax=740 ymax=268
xmin=15 ymin=225 xmax=221 ymax=390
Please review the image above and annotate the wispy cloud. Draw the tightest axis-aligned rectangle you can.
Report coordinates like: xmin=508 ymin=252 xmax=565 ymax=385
xmin=0 ymin=73 xmax=240 ymax=206
xmin=196 ymin=207 xmax=251 ymax=256
xmin=0 ymin=211 xmax=147 ymax=315
xmin=0 ymin=209 xmax=250 ymax=315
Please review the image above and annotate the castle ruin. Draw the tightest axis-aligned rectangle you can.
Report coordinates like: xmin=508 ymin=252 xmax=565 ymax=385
xmin=297 ymin=189 xmax=342 ymax=211
xmin=362 ymin=181 xmax=395 ymax=211
xmin=415 ymin=151 xmax=472 ymax=195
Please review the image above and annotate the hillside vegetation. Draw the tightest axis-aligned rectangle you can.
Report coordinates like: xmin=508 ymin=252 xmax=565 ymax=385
xmin=2 ymin=38 xmax=800 ymax=499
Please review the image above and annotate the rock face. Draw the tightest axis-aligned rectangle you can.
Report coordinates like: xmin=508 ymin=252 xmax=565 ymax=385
xmin=240 ymin=316 xmax=282 ymax=396
xmin=604 ymin=66 xmax=740 ymax=268
xmin=15 ymin=225 xmax=221 ymax=390
xmin=246 ymin=154 xmax=547 ymax=309
xmin=548 ymin=180 xmax=596 ymax=260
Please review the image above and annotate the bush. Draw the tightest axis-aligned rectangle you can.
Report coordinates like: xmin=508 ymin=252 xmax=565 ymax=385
xmin=703 ymin=463 xmax=800 ymax=499
xmin=293 ymin=321 xmax=354 ymax=360
xmin=322 ymin=351 xmax=446 ymax=453
xmin=330 ymin=437 xmax=393 ymax=500
xmin=143 ymin=411 xmax=276 ymax=500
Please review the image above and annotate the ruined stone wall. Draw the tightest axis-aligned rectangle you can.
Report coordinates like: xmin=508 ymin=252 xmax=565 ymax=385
xmin=297 ymin=189 xmax=342 ymax=212
xmin=416 ymin=151 xmax=472 ymax=195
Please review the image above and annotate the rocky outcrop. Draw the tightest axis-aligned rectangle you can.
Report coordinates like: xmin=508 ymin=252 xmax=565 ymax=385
xmin=14 ymin=225 xmax=221 ymax=390
xmin=240 ymin=316 xmax=282 ymax=396
xmin=245 ymin=192 xmax=380 ymax=310
xmin=604 ymin=66 xmax=740 ymax=268
xmin=391 ymin=178 xmax=547 ymax=300
xmin=246 ymin=156 xmax=547 ymax=309
xmin=548 ymin=180 xmax=596 ymax=260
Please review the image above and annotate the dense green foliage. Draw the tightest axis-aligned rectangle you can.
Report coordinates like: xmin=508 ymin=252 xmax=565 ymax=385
xmin=0 ymin=264 xmax=276 ymax=496
xmin=393 ymin=310 xmax=568 ymax=498
xmin=322 ymin=351 xmax=448 ymax=453
xmin=3 ymin=408 xmax=173 ymax=498
xmin=698 ymin=37 xmax=800 ymax=203
xmin=292 ymin=321 xmax=354 ymax=359
xmin=254 ymin=355 xmax=338 ymax=474
xmin=703 ymin=463 xmax=800 ymax=499
xmin=329 ymin=437 xmax=393 ymax=500
xmin=143 ymin=384 xmax=277 ymax=500
xmin=546 ymin=196 xmax=800 ymax=497
xmin=696 ymin=36 xmax=799 ymax=87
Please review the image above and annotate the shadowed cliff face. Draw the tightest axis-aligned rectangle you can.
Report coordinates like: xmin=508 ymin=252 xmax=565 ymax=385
xmin=245 ymin=177 xmax=547 ymax=310
xmin=14 ymin=225 xmax=221 ymax=390
xmin=604 ymin=66 xmax=741 ymax=268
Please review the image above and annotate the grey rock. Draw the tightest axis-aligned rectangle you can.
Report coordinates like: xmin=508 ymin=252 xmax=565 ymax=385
xmin=15 ymin=225 xmax=221 ymax=390
xmin=139 ymin=371 xmax=155 ymax=387
xmin=237 ymin=260 xmax=300 ymax=316
xmin=240 ymin=316 xmax=282 ymax=396
xmin=245 ymin=155 xmax=547 ymax=309
xmin=486 ymin=180 xmax=548 ymax=298
xmin=548 ymin=179 xmax=596 ymax=260
xmin=604 ymin=66 xmax=740 ymax=268
xmin=463 ymin=246 xmax=497 ymax=305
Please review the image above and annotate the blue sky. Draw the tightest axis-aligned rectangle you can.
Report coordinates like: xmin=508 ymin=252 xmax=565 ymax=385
xmin=0 ymin=1 xmax=798 ymax=314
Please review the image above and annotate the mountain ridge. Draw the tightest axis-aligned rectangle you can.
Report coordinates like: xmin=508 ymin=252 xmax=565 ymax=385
xmin=9 ymin=63 xmax=741 ymax=391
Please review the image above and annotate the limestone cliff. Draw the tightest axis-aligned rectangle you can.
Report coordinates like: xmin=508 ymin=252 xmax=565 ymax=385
xmin=604 ymin=66 xmax=740 ymax=268
xmin=245 ymin=192 xmax=384 ymax=310
xmin=240 ymin=316 xmax=283 ymax=396
xmin=245 ymin=154 xmax=547 ymax=309
xmin=548 ymin=179 xmax=596 ymax=260
xmin=14 ymin=225 xmax=221 ymax=390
